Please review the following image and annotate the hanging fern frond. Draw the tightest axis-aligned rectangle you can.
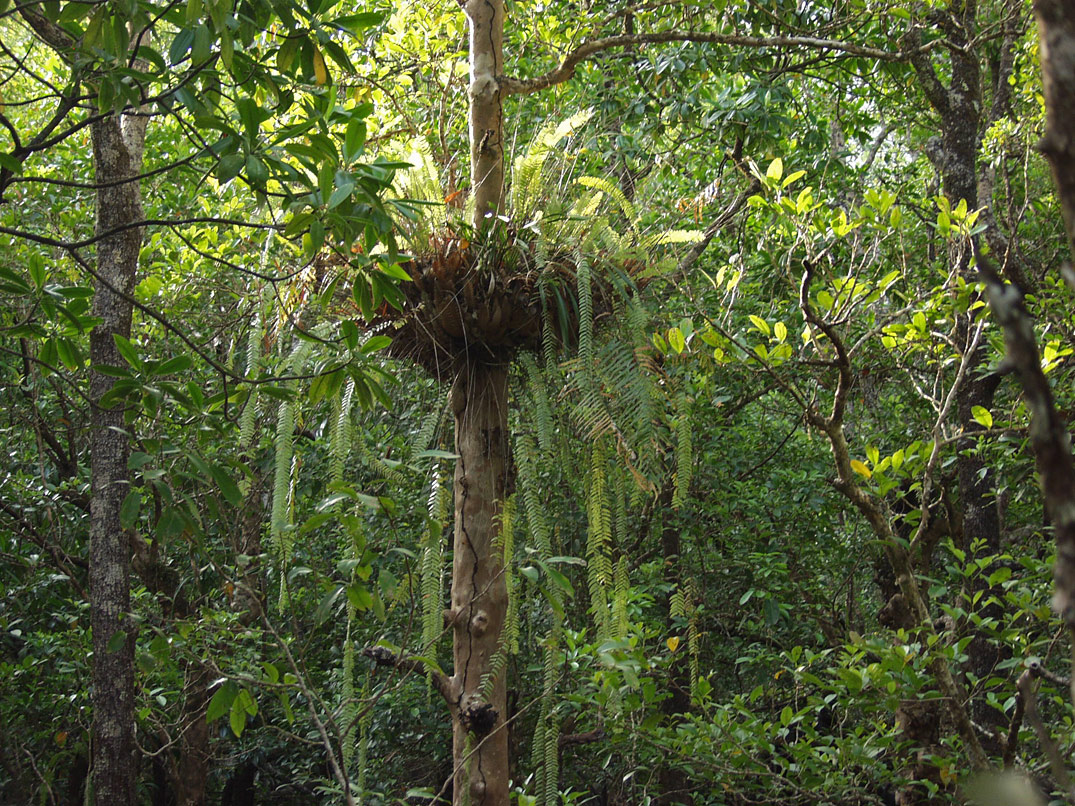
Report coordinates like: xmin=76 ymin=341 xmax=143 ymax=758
xmin=330 ymin=378 xmax=355 ymax=485
xmin=521 ymin=354 xmax=556 ymax=457
xmin=340 ymin=608 xmax=358 ymax=772
xmin=356 ymin=677 xmax=372 ymax=799
xmin=516 ymin=433 xmax=551 ymax=558
xmin=354 ymin=439 xmax=409 ymax=484
xmin=686 ymin=577 xmax=701 ymax=700
xmin=482 ymin=495 xmax=518 ymax=698
xmin=239 ymin=284 xmax=270 ymax=451
xmin=673 ymin=392 xmax=693 ymax=509
xmin=532 ymin=625 xmax=561 ymax=805
xmin=270 ymin=397 xmax=296 ymax=555
xmin=413 ymin=388 xmax=450 ymax=455
xmin=612 ymin=555 xmax=630 ymax=639
xmin=420 ymin=519 xmax=444 ymax=652
xmin=586 ymin=439 xmax=613 ymax=637
xmin=499 ymin=495 xmax=518 ymax=655
xmin=270 ymin=340 xmax=314 ymax=554
xmin=543 ymin=714 xmax=559 ymax=806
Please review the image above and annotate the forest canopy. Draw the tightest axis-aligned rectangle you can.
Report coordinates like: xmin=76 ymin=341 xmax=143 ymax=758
xmin=4 ymin=1 xmax=1075 ymax=805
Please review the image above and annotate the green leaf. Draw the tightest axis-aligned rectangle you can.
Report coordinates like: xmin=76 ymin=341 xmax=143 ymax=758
xmin=543 ymin=565 xmax=575 ymax=598
xmin=781 ymin=169 xmax=805 ymax=189
xmin=333 ymin=11 xmax=386 ymax=31
xmin=207 ymin=462 xmax=242 ymax=506
xmin=344 ymin=119 xmax=366 ymax=162
xmin=207 ymin=680 xmax=238 ymax=723
xmin=971 ymin=406 xmax=993 ymax=429
xmin=229 ymin=687 xmax=256 ymax=737
xmin=667 ymin=327 xmax=685 ymax=354
xmin=987 ymin=567 xmax=1012 ymax=586
xmin=766 ymin=157 xmax=783 ymax=183
xmin=346 ymin=582 xmax=373 ymax=611
xmin=361 ymin=335 xmax=392 ymax=354
xmin=113 ymin=334 xmax=143 ymax=371
xmin=155 ymin=355 xmax=193 ymax=376
xmin=55 ymin=337 xmax=82 ymax=370
xmin=763 ymin=597 xmax=781 ymax=626
xmin=314 ymin=584 xmax=345 ymax=624
xmin=414 ymin=449 xmax=459 ymax=461
xmin=120 ymin=489 xmax=141 ymax=529
xmin=748 ymin=315 xmax=770 ymax=336
xmin=327 ymin=173 xmax=355 ymax=209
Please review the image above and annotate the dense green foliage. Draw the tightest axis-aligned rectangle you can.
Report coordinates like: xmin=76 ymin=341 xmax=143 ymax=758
xmin=3 ymin=0 xmax=1075 ymax=804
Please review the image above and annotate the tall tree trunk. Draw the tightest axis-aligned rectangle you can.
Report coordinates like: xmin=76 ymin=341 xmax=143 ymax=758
xmin=176 ymin=660 xmax=211 ymax=806
xmin=448 ymin=363 xmax=511 ymax=806
xmin=913 ymin=3 xmax=1009 ymax=765
xmin=655 ymin=484 xmax=693 ymax=806
xmin=88 ymin=110 xmax=147 ymax=806
xmin=1033 ymin=0 xmax=1075 ymax=260
xmin=454 ymin=4 xmax=511 ymax=799
xmin=465 ymin=0 xmax=505 ymax=227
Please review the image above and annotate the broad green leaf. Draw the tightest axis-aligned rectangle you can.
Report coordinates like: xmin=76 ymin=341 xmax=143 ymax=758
xmin=781 ymin=169 xmax=805 ymax=189
xmin=113 ymin=334 xmax=142 ymax=371
xmin=208 ymin=681 xmax=239 ymax=723
xmin=667 ymin=327 xmax=685 ymax=354
xmin=766 ymin=157 xmax=783 ymax=182
xmin=971 ymin=406 xmax=993 ymax=429
xmin=120 ymin=489 xmax=141 ymax=529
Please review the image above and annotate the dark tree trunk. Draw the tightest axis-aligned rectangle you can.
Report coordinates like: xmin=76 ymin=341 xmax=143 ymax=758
xmin=447 ymin=363 xmax=511 ymax=806
xmin=88 ymin=111 xmax=147 ymax=806
xmin=1033 ymin=0 xmax=1075 ymax=260
xmin=656 ymin=483 xmax=693 ymax=806
xmin=176 ymin=661 xmax=212 ymax=806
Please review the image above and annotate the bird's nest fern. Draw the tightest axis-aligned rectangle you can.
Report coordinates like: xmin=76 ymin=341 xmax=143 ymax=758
xmin=324 ymin=111 xmax=700 ymax=380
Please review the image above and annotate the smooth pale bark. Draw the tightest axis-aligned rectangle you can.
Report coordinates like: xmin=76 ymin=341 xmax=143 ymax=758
xmin=465 ymin=0 xmax=505 ymax=228
xmin=89 ymin=111 xmax=146 ymax=806
xmin=448 ymin=363 xmax=511 ymax=806
xmin=1033 ymin=0 xmax=1075 ymax=261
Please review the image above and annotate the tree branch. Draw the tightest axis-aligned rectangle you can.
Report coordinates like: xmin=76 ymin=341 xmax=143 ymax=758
xmin=975 ymin=243 xmax=1075 ymax=682
xmin=500 ymin=31 xmax=930 ymax=97
xmin=362 ymin=646 xmax=453 ymax=707
xmin=674 ymin=177 xmax=760 ymax=278
xmin=1033 ymin=0 xmax=1075 ymax=260
xmin=904 ymin=27 xmax=950 ymax=114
